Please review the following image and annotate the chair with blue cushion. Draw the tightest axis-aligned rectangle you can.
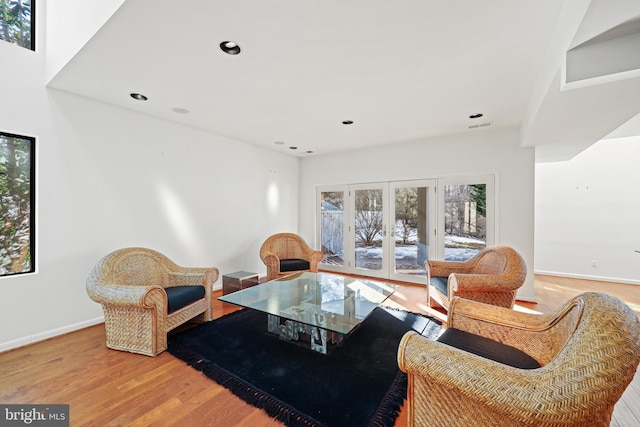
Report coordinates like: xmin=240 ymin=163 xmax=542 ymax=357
xmin=398 ymin=292 xmax=640 ymax=426
xmin=425 ymin=245 xmax=527 ymax=311
xmin=260 ymin=233 xmax=323 ymax=281
xmin=86 ymin=247 xmax=218 ymax=356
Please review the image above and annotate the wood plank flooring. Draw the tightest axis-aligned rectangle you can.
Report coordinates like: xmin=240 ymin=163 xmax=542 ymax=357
xmin=0 ymin=275 xmax=638 ymax=426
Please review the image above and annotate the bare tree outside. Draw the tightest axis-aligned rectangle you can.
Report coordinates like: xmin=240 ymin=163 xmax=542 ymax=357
xmin=395 ymin=188 xmax=418 ymax=245
xmin=355 ymin=189 xmax=383 ymax=247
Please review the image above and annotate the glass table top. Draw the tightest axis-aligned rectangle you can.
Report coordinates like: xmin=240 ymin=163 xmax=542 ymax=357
xmin=218 ymin=272 xmax=396 ymax=335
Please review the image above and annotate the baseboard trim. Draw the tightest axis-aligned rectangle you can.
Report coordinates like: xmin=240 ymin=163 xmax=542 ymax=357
xmin=534 ymin=270 xmax=640 ymax=286
xmin=0 ymin=316 xmax=105 ymax=353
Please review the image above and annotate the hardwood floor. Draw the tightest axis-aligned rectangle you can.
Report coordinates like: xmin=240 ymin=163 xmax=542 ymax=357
xmin=1 ymin=275 xmax=638 ymax=426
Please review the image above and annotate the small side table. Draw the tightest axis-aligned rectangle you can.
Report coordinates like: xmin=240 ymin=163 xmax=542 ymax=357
xmin=222 ymin=271 xmax=259 ymax=295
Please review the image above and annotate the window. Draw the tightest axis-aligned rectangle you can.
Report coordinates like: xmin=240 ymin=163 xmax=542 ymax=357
xmin=0 ymin=0 xmax=34 ymax=50
xmin=317 ymin=175 xmax=493 ymax=284
xmin=0 ymin=131 xmax=35 ymax=276
xmin=437 ymin=176 xmax=494 ymax=261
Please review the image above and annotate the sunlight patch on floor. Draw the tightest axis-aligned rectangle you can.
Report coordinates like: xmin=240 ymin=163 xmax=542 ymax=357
xmin=390 ymin=291 xmax=408 ymax=301
xmin=624 ymin=301 xmax=640 ymax=314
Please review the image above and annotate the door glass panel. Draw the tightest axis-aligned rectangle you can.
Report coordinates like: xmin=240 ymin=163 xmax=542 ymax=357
xmin=394 ymin=186 xmax=428 ymax=276
xmin=444 ymin=184 xmax=487 ymax=260
xmin=354 ymin=188 xmax=383 ymax=271
xmin=320 ymin=191 xmax=344 ymax=266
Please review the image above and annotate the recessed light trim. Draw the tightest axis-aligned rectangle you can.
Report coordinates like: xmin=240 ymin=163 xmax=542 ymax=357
xmin=289 ymin=146 xmax=298 ymax=150
xmin=220 ymin=41 xmax=241 ymax=55
xmin=130 ymin=93 xmax=148 ymax=101
xmin=342 ymin=120 xmax=354 ymax=125
xmin=469 ymin=113 xmax=483 ymax=119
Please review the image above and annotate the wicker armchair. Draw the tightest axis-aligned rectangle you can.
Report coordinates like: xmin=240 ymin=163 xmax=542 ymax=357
xmin=260 ymin=233 xmax=323 ymax=281
xmin=398 ymin=292 xmax=640 ymax=427
xmin=425 ymin=245 xmax=526 ymax=310
xmin=86 ymin=247 xmax=218 ymax=356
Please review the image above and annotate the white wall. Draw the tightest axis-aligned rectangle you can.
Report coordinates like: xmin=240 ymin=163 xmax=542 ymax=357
xmin=535 ymin=136 xmax=640 ymax=284
xmin=45 ymin=0 xmax=126 ymax=83
xmin=0 ymin=11 xmax=299 ymax=351
xmin=298 ymin=127 xmax=536 ymax=302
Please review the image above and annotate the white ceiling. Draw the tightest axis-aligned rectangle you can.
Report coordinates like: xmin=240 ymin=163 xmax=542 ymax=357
xmin=47 ymin=0 xmax=640 ymax=160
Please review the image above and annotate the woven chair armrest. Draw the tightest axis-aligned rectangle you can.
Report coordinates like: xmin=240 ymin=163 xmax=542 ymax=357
xmin=298 ymin=244 xmax=320 ymax=258
xmin=259 ymin=245 xmax=276 ymax=261
xmin=261 ymin=253 xmax=280 ymax=269
xmin=87 ymin=282 xmax=165 ymax=308
xmin=428 ymin=260 xmax=470 ymax=277
xmin=203 ymin=267 xmax=219 ymax=288
xmin=446 ymin=297 xmax=568 ymax=362
xmin=398 ymin=331 xmax=546 ymax=419
xmin=308 ymin=250 xmax=323 ymax=269
xmin=166 ymin=267 xmax=218 ymax=287
xmin=399 ymin=330 xmax=536 ymax=382
xmin=448 ymin=297 xmax=557 ymax=331
xmin=449 ymin=273 xmax=519 ymax=292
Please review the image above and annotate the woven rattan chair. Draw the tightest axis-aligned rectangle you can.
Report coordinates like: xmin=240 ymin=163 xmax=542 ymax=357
xmin=425 ymin=245 xmax=526 ymax=310
xmin=86 ymin=247 xmax=218 ymax=356
xmin=398 ymin=292 xmax=640 ymax=427
xmin=260 ymin=233 xmax=323 ymax=281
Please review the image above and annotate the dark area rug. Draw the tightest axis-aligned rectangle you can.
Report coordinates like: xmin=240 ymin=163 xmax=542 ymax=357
xmin=168 ymin=307 xmax=441 ymax=427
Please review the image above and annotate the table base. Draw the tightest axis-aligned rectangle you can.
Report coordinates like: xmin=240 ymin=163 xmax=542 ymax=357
xmin=267 ymin=314 xmax=344 ymax=354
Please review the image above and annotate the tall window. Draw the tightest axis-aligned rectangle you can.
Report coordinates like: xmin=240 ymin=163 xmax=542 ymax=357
xmin=443 ymin=184 xmax=487 ymax=260
xmin=0 ymin=131 xmax=35 ymax=276
xmin=0 ymin=0 xmax=34 ymax=50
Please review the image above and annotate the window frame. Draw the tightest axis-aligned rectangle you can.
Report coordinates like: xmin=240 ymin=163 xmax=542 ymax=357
xmin=0 ymin=0 xmax=35 ymax=51
xmin=0 ymin=130 xmax=36 ymax=277
xmin=316 ymin=174 xmax=496 ymax=281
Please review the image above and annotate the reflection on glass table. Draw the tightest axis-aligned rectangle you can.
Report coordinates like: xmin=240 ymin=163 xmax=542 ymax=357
xmin=218 ymin=272 xmax=396 ymax=353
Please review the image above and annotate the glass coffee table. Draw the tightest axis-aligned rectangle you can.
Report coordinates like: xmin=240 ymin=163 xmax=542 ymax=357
xmin=218 ymin=271 xmax=396 ymax=354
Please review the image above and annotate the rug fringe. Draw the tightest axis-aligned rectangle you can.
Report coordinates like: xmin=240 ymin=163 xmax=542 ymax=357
xmin=367 ymin=371 xmax=408 ymax=427
xmin=169 ymin=343 xmax=325 ymax=427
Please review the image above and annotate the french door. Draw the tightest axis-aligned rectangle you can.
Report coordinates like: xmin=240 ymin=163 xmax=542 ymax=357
xmin=351 ymin=183 xmax=389 ymax=279
xmin=318 ymin=175 xmax=494 ymax=284
xmin=318 ymin=180 xmax=437 ymax=284
xmin=389 ymin=180 xmax=436 ymax=283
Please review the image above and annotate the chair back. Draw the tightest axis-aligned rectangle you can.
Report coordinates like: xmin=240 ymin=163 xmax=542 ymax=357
xmin=90 ymin=248 xmax=174 ymax=288
xmin=260 ymin=233 xmax=308 ymax=260
xmin=468 ymin=246 xmax=519 ymax=275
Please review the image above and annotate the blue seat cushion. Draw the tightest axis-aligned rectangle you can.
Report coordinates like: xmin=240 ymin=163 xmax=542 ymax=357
xmin=430 ymin=276 xmax=449 ymax=295
xmin=437 ymin=328 xmax=541 ymax=369
xmin=165 ymin=286 xmax=205 ymax=314
xmin=280 ymin=258 xmax=311 ymax=272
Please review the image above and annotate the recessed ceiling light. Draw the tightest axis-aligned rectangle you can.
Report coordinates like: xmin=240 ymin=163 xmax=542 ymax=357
xmin=220 ymin=41 xmax=241 ymax=55
xmin=342 ymin=120 xmax=354 ymax=125
xmin=305 ymin=151 xmax=314 ymax=154
xmin=289 ymin=146 xmax=298 ymax=150
xmin=171 ymin=107 xmax=189 ymax=114
xmin=130 ymin=93 xmax=148 ymax=101
xmin=469 ymin=113 xmax=483 ymax=119
xmin=274 ymin=141 xmax=285 ymax=145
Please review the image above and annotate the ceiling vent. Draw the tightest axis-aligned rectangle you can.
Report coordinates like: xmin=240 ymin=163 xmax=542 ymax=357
xmin=468 ymin=122 xmax=492 ymax=129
